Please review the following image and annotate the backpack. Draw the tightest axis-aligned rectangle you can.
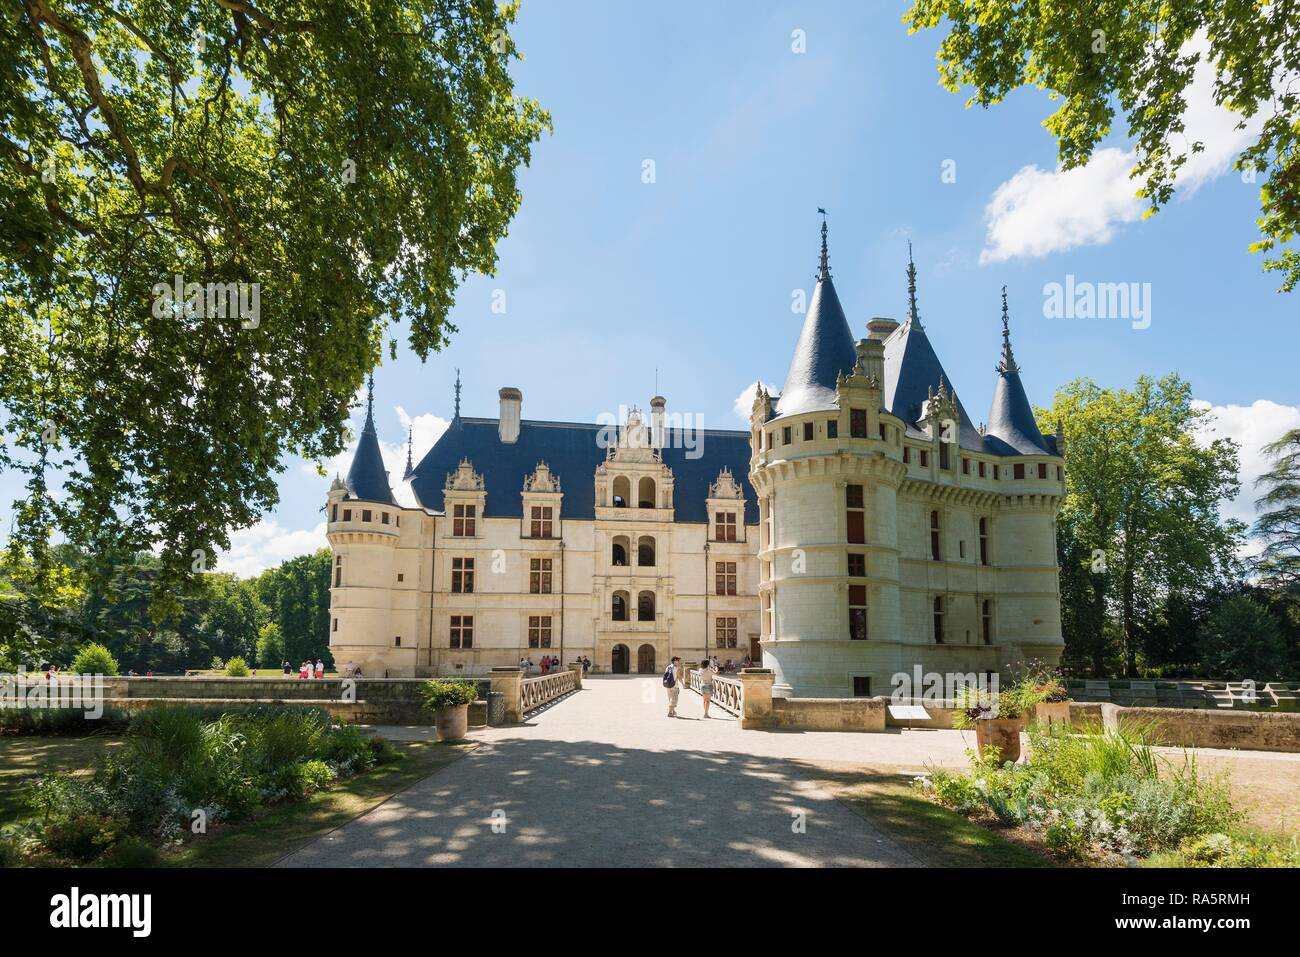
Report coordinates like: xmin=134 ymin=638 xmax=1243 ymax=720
xmin=662 ymin=665 xmax=676 ymax=689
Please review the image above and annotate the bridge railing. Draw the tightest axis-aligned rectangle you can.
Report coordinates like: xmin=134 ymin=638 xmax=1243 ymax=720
xmin=520 ymin=669 xmax=577 ymax=715
xmin=687 ymin=669 xmax=744 ymax=717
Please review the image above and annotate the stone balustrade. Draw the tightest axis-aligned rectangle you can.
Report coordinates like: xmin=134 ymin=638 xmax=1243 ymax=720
xmin=687 ymin=669 xmax=744 ymax=717
xmin=521 ymin=669 xmax=578 ymax=714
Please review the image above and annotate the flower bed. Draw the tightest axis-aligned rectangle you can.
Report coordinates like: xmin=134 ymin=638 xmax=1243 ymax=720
xmin=916 ymin=721 xmax=1267 ymax=866
xmin=0 ymin=704 xmax=398 ymax=867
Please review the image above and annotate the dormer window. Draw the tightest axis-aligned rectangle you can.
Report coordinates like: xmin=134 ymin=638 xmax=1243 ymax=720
xmin=715 ymin=511 xmax=737 ymax=542
xmin=530 ymin=505 xmax=553 ymax=538
xmin=850 ymin=409 xmax=867 ymax=438
xmin=452 ymin=503 xmax=476 ymax=536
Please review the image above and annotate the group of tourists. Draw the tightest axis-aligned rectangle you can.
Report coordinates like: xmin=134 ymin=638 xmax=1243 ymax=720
xmin=662 ymin=655 xmax=723 ymax=719
xmin=284 ymin=659 xmax=325 ymax=679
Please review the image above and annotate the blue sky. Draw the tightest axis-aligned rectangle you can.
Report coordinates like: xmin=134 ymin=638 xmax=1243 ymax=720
xmin=13 ymin=0 xmax=1300 ymax=574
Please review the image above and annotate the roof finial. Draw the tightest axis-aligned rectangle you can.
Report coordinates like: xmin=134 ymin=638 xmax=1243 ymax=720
xmin=404 ymin=425 xmax=414 ymax=478
xmin=997 ymin=285 xmax=1021 ymax=375
xmin=453 ymin=368 xmax=462 ymax=420
xmin=364 ymin=372 xmax=376 ymax=428
xmin=817 ymin=208 xmax=830 ymax=281
xmin=906 ymin=241 xmax=923 ymax=330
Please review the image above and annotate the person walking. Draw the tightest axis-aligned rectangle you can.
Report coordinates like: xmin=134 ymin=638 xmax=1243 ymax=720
xmin=314 ymin=659 xmax=325 ymax=680
xmin=698 ymin=657 xmax=718 ymax=718
xmin=299 ymin=660 xmax=308 ymax=680
xmin=663 ymin=656 xmax=683 ymax=718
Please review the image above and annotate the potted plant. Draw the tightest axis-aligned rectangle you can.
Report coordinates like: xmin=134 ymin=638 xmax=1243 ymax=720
xmin=952 ymin=684 xmax=1034 ymax=763
xmin=419 ymin=679 xmax=479 ymax=741
xmin=1030 ymin=677 xmax=1071 ymax=728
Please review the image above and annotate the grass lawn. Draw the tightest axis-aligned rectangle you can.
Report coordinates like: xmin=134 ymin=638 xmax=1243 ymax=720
xmin=0 ymin=732 xmax=124 ymax=826
xmin=801 ymin=762 xmax=1055 ymax=868
xmin=163 ymin=739 xmax=475 ymax=867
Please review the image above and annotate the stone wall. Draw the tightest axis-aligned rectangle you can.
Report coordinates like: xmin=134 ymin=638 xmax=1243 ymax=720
xmin=1071 ymin=702 xmax=1300 ymax=754
xmin=767 ymin=695 xmax=887 ymax=731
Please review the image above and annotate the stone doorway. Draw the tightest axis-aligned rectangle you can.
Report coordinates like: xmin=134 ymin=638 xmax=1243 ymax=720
xmin=611 ymin=644 xmax=630 ymax=674
xmin=637 ymin=643 xmax=656 ymax=674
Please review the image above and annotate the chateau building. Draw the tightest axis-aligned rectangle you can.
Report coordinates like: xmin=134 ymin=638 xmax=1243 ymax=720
xmin=327 ymin=222 xmax=1065 ymax=695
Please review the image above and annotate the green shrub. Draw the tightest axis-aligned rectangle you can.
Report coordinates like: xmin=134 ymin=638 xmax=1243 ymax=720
xmin=419 ymin=679 xmax=478 ymax=711
xmin=0 ymin=706 xmax=132 ymax=736
xmin=69 ymin=642 xmax=119 ymax=676
xmin=97 ymin=836 xmax=161 ymax=868
xmin=1154 ymin=831 xmax=1300 ymax=868
xmin=41 ymin=814 xmax=128 ymax=863
xmin=224 ymin=656 xmax=251 ymax=677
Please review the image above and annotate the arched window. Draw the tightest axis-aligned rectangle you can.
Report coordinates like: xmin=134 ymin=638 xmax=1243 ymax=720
xmin=637 ymin=535 xmax=656 ymax=567
xmin=638 ymin=476 xmax=656 ymax=508
xmin=612 ymin=476 xmax=631 ymax=508
xmin=637 ymin=591 xmax=656 ymax=621
xmin=611 ymin=535 xmax=629 ymax=566
xmin=612 ymin=591 xmax=630 ymax=622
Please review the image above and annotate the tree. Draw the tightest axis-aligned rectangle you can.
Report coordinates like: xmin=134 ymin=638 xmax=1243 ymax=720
xmin=69 ymin=640 xmax=119 ymax=675
xmin=1254 ymin=428 xmax=1300 ymax=589
xmin=905 ymin=1 xmax=1300 ymax=290
xmin=0 ymin=1 xmax=549 ymax=648
xmin=255 ymin=621 xmax=284 ymax=668
xmin=255 ymin=548 xmax=330 ymax=665
xmin=1198 ymin=594 xmax=1287 ymax=678
xmin=1039 ymin=375 xmax=1244 ymax=677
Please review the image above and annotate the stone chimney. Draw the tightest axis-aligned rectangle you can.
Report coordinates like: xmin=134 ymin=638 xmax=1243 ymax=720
xmin=498 ymin=387 xmax=522 ymax=443
xmin=650 ymin=395 xmax=666 ymax=449
xmin=867 ymin=317 xmax=899 ymax=341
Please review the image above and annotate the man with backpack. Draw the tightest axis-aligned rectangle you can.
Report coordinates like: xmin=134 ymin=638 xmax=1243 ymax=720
xmin=663 ymin=655 xmax=683 ymax=718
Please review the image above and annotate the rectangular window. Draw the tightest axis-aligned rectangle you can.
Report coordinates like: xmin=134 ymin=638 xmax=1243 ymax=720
xmin=826 ymin=419 xmax=838 ymax=438
xmin=959 ymin=540 xmax=966 ymax=559
xmin=452 ymin=503 xmax=476 ymax=536
xmin=920 ymin=450 xmax=929 ymax=467
xmin=939 ymin=444 xmax=950 ymax=470
xmin=1038 ymin=462 xmax=1048 ymax=479
xmin=846 ymin=484 xmax=865 ymax=545
xmin=394 ymin=636 xmax=401 ymax=647
xmin=1014 ymin=463 xmax=1026 ymax=480
xmin=852 ymin=676 xmax=871 ymax=697
xmin=529 ymin=557 xmax=553 ymax=594
xmin=981 ymin=600 xmax=993 ymax=645
xmin=331 ymin=504 xmax=338 ymax=522
xmin=715 ymin=561 xmax=737 ymax=596
xmin=715 ymin=511 xmax=737 ymax=542
xmin=362 ymin=509 xmax=372 ymax=522
xmin=530 ymin=505 xmax=553 ymax=538
xmin=849 ymin=584 xmax=867 ymax=640
xmin=850 ymin=408 xmax=867 ymax=438
xmin=903 ymin=447 xmax=910 ymax=464
xmin=1056 ymin=465 xmax=1063 ymax=480
xmin=397 ymin=573 xmax=404 ymax=582
xmin=878 ymin=423 xmax=887 ymax=442
xmin=847 ymin=553 xmax=866 ymax=577
xmin=933 ymin=597 xmax=944 ymax=644
xmin=342 ymin=509 xmax=351 ymax=522
xmin=803 ymin=421 xmax=814 ymax=441
xmin=979 ymin=517 xmax=990 ymax=566
xmin=451 ymin=557 xmax=474 ymax=593
xmin=332 ymin=618 xmax=338 ymax=632
xmin=381 ymin=512 xmax=390 ymax=525
xmin=930 ymin=510 xmax=941 ymax=561
xmin=978 ymin=461 xmax=986 ymax=478
xmin=715 ymin=616 xmax=738 ymax=648
xmin=961 ymin=457 xmax=969 ymax=475
xmin=450 ymin=615 xmax=473 ymax=649
xmin=334 ymin=556 xmax=342 ymax=588
xmin=993 ymin=465 xmax=1000 ymax=480
xmin=528 ymin=615 xmax=553 ymax=648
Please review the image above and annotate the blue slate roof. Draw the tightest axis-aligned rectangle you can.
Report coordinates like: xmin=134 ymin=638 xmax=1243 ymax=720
xmin=881 ymin=319 xmax=991 ymax=453
xmin=775 ymin=274 xmax=859 ymax=418
xmin=345 ymin=402 xmax=396 ymax=504
xmin=408 ymin=418 xmax=759 ymax=525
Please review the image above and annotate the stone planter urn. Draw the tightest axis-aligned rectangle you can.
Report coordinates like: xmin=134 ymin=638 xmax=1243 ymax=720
xmin=1033 ymin=701 xmax=1071 ymax=729
xmin=974 ymin=718 xmax=1025 ymax=763
xmin=434 ymin=703 xmax=469 ymax=742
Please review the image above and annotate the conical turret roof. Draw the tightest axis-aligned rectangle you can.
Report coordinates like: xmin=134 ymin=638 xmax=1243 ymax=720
xmin=345 ymin=375 xmax=396 ymax=503
xmin=984 ymin=288 xmax=1051 ymax=455
xmin=774 ymin=217 xmax=858 ymax=418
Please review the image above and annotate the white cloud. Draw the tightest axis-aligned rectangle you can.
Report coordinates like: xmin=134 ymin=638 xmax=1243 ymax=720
xmin=1191 ymin=398 xmax=1300 ymax=529
xmin=980 ymin=39 xmax=1264 ymax=264
xmin=216 ymin=519 xmax=329 ymax=577
xmin=305 ymin=405 xmax=450 ymax=484
xmin=733 ymin=380 xmax=774 ymax=423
